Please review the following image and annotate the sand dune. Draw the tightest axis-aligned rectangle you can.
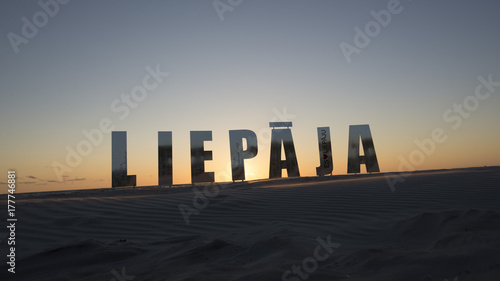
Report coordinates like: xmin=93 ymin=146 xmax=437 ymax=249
xmin=1 ymin=167 xmax=500 ymax=280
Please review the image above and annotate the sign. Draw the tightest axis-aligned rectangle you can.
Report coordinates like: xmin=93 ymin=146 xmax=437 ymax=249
xmin=111 ymin=123 xmax=380 ymax=187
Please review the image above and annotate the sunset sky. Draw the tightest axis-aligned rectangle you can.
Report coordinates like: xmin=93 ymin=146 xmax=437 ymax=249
xmin=1 ymin=0 xmax=499 ymax=193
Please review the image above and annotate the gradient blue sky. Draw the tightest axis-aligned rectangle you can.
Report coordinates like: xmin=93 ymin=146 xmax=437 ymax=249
xmin=1 ymin=0 xmax=499 ymax=193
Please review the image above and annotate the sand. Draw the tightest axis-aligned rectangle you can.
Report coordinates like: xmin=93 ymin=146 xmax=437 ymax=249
xmin=1 ymin=166 xmax=500 ymax=281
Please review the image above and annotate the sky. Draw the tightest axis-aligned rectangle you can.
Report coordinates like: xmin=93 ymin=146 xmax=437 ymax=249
xmin=1 ymin=0 xmax=499 ymax=193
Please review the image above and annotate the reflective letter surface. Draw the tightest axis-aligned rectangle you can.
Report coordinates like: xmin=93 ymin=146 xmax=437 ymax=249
xmin=229 ymin=130 xmax=258 ymax=181
xmin=190 ymin=131 xmax=214 ymax=183
xmin=347 ymin=125 xmax=380 ymax=173
xmin=269 ymin=123 xmax=300 ymax=178
xmin=158 ymin=131 xmax=173 ymax=187
xmin=316 ymin=127 xmax=333 ymax=176
xmin=112 ymin=131 xmax=136 ymax=187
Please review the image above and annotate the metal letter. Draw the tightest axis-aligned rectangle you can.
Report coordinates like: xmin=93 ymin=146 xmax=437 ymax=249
xmin=316 ymin=127 xmax=333 ymax=176
xmin=158 ymin=131 xmax=173 ymax=187
xmin=269 ymin=123 xmax=300 ymax=178
xmin=190 ymin=131 xmax=214 ymax=184
xmin=229 ymin=130 xmax=258 ymax=181
xmin=269 ymin=122 xmax=293 ymax=128
xmin=112 ymin=131 xmax=136 ymax=187
xmin=347 ymin=125 xmax=380 ymax=173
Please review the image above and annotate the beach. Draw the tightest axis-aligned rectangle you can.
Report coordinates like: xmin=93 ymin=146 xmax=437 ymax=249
xmin=2 ymin=166 xmax=500 ymax=281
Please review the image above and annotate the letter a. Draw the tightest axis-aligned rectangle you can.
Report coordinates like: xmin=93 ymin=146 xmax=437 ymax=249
xmin=347 ymin=124 xmax=380 ymax=173
xmin=269 ymin=122 xmax=300 ymax=178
